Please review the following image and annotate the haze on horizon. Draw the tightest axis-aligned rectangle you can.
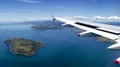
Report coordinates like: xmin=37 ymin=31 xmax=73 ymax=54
xmin=0 ymin=0 xmax=120 ymax=22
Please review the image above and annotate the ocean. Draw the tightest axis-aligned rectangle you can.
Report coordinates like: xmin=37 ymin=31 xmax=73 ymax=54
xmin=0 ymin=21 xmax=120 ymax=67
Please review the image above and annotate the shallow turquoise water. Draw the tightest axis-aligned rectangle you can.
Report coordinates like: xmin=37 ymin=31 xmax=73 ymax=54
xmin=0 ymin=23 xmax=120 ymax=67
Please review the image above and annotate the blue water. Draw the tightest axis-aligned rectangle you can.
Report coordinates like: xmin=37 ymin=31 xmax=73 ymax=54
xmin=0 ymin=22 xmax=120 ymax=67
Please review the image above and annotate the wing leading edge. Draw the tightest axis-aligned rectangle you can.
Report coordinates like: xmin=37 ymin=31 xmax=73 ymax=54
xmin=55 ymin=17 xmax=120 ymax=40
xmin=54 ymin=17 xmax=120 ymax=64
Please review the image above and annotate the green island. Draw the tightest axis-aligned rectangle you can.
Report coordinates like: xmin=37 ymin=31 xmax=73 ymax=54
xmin=31 ymin=21 xmax=76 ymax=30
xmin=5 ymin=38 xmax=42 ymax=56
xmin=95 ymin=36 xmax=116 ymax=43
xmin=31 ymin=21 xmax=84 ymax=34
xmin=31 ymin=22 xmax=62 ymax=30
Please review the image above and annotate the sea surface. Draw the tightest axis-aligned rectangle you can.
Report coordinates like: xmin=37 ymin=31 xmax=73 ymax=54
xmin=0 ymin=21 xmax=120 ymax=67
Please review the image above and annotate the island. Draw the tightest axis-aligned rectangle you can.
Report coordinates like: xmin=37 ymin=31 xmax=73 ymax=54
xmin=5 ymin=38 xmax=42 ymax=56
xmin=31 ymin=21 xmax=77 ymax=30
xmin=31 ymin=21 xmax=85 ymax=34
xmin=95 ymin=36 xmax=116 ymax=43
xmin=31 ymin=21 xmax=62 ymax=30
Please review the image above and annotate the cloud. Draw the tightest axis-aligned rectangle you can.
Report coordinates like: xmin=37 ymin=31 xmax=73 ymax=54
xmin=64 ymin=16 xmax=120 ymax=21
xmin=93 ymin=16 xmax=106 ymax=20
xmin=73 ymin=16 xmax=88 ymax=19
xmin=65 ymin=16 xmax=88 ymax=19
xmin=93 ymin=16 xmax=120 ymax=20
xmin=26 ymin=16 xmax=120 ymax=22
xmin=56 ymin=6 xmax=72 ymax=11
xmin=28 ymin=17 xmax=50 ymax=21
xmin=20 ymin=0 xmax=42 ymax=3
xmin=107 ymin=16 xmax=120 ymax=20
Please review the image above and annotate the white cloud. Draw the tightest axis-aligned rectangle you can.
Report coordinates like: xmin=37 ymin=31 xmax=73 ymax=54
xmin=93 ymin=16 xmax=120 ymax=20
xmin=73 ymin=16 xmax=88 ymax=19
xmin=63 ymin=16 xmax=120 ymax=22
xmin=93 ymin=16 xmax=106 ymax=20
xmin=20 ymin=0 xmax=42 ymax=3
xmin=28 ymin=17 xmax=50 ymax=21
xmin=25 ymin=16 xmax=120 ymax=22
xmin=56 ymin=6 xmax=72 ymax=11
xmin=65 ymin=16 xmax=88 ymax=19
xmin=107 ymin=16 xmax=120 ymax=20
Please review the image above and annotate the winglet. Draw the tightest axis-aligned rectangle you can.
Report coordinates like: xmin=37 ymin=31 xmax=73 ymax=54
xmin=51 ymin=15 xmax=56 ymax=21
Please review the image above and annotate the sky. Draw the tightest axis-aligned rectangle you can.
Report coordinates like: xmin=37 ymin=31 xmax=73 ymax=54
xmin=0 ymin=0 xmax=120 ymax=22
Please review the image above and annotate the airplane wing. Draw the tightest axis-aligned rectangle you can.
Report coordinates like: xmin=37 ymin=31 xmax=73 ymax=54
xmin=53 ymin=17 xmax=120 ymax=64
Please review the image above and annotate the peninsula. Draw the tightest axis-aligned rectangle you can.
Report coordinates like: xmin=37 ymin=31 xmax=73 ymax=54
xmin=5 ymin=38 xmax=42 ymax=56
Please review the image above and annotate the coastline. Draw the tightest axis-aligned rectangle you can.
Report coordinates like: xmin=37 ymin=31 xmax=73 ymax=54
xmin=5 ymin=38 xmax=42 ymax=56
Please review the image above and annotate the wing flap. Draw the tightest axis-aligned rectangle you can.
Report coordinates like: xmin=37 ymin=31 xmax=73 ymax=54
xmin=107 ymin=43 xmax=120 ymax=50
